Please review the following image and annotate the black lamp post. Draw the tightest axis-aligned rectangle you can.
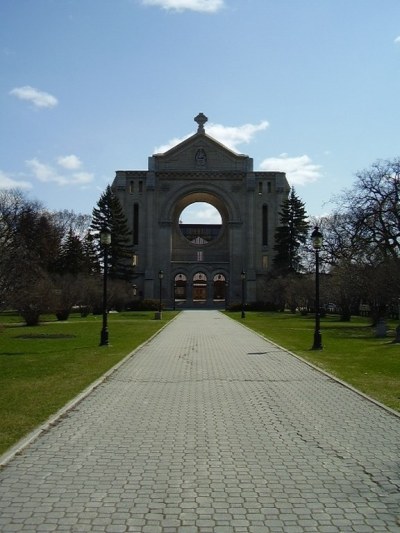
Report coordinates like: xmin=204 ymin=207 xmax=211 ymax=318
xmin=394 ymin=298 xmax=400 ymax=343
xmin=225 ymin=280 xmax=229 ymax=311
xmin=241 ymin=270 xmax=246 ymax=319
xmin=311 ymin=226 xmax=323 ymax=350
xmin=99 ymin=226 xmax=111 ymax=346
xmin=158 ymin=270 xmax=164 ymax=314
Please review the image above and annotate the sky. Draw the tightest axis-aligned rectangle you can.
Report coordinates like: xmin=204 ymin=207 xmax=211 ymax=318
xmin=1 ymin=0 xmax=400 ymax=224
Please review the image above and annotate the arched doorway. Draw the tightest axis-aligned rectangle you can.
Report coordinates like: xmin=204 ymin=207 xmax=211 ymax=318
xmin=213 ymin=273 xmax=226 ymax=301
xmin=174 ymin=273 xmax=187 ymax=301
xmin=193 ymin=272 xmax=207 ymax=302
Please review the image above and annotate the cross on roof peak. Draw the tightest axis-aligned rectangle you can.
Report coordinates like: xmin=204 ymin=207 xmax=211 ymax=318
xmin=194 ymin=112 xmax=208 ymax=133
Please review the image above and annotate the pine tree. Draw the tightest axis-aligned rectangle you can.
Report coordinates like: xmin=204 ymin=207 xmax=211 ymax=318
xmin=55 ymin=228 xmax=87 ymax=276
xmin=90 ymin=185 xmax=133 ymax=280
xmin=82 ymin=232 xmax=101 ymax=275
xmin=15 ymin=208 xmax=63 ymax=273
xmin=273 ymin=188 xmax=309 ymax=274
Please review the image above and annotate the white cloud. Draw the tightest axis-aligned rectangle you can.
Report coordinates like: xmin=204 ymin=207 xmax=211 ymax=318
xmin=0 ymin=170 xmax=32 ymax=190
xmin=395 ymin=36 xmax=400 ymax=44
xmin=155 ymin=136 xmax=190 ymax=154
xmin=141 ymin=0 xmax=224 ymax=13
xmin=9 ymin=85 xmax=58 ymax=109
xmin=26 ymin=158 xmax=94 ymax=186
xmin=57 ymin=154 xmax=82 ymax=170
xmin=259 ymin=153 xmax=322 ymax=186
xmin=207 ymin=121 xmax=269 ymax=151
xmin=181 ymin=202 xmax=221 ymax=223
xmin=26 ymin=158 xmax=58 ymax=182
xmin=70 ymin=171 xmax=94 ymax=185
xmin=154 ymin=120 xmax=269 ymax=153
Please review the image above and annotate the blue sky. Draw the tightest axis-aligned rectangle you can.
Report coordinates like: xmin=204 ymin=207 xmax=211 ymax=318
xmin=1 ymin=0 xmax=400 ymax=223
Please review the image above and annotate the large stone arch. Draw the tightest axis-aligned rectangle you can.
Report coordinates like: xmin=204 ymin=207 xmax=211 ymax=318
xmin=160 ymin=181 xmax=242 ymax=225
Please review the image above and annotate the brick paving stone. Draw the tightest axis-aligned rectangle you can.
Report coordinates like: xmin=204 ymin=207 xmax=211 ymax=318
xmin=0 ymin=310 xmax=400 ymax=532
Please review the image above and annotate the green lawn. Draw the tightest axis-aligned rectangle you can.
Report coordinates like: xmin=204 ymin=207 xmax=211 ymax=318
xmin=0 ymin=311 xmax=177 ymax=456
xmin=227 ymin=311 xmax=400 ymax=413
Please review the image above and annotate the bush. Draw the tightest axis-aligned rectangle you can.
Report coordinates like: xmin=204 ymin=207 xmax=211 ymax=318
xmin=15 ymin=277 xmax=56 ymax=326
xmin=126 ymin=299 xmax=159 ymax=311
xmin=55 ymin=309 xmax=71 ymax=321
xmin=226 ymin=302 xmax=247 ymax=312
xmin=19 ymin=307 xmax=41 ymax=327
xmin=250 ymin=301 xmax=280 ymax=312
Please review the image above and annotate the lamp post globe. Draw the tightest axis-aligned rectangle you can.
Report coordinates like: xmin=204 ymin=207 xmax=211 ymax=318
xmin=311 ymin=226 xmax=323 ymax=350
xmin=311 ymin=226 xmax=323 ymax=251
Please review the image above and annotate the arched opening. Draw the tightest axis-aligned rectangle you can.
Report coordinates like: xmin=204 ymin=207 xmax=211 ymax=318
xmin=174 ymin=273 xmax=187 ymax=301
xmin=213 ymin=273 xmax=226 ymax=301
xmin=179 ymin=202 xmax=222 ymax=245
xmin=193 ymin=272 xmax=207 ymax=301
xmin=171 ymin=191 xmax=230 ymax=274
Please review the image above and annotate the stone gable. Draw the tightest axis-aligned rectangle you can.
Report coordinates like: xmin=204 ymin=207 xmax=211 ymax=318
xmin=150 ymin=132 xmax=253 ymax=173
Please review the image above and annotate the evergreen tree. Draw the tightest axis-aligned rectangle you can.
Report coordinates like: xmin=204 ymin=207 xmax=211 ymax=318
xmin=82 ymin=231 xmax=101 ymax=274
xmin=90 ymin=185 xmax=133 ymax=280
xmin=273 ymin=188 xmax=309 ymax=274
xmin=15 ymin=208 xmax=63 ymax=273
xmin=55 ymin=228 xmax=87 ymax=276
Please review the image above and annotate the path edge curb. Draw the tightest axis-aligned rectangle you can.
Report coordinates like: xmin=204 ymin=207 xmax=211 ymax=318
xmin=225 ymin=312 xmax=400 ymax=420
xmin=0 ymin=315 xmax=178 ymax=468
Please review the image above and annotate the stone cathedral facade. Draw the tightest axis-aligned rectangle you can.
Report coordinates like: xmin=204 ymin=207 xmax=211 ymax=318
xmin=111 ymin=113 xmax=290 ymax=308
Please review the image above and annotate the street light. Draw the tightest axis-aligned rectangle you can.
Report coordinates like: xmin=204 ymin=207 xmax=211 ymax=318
xmin=158 ymin=270 xmax=164 ymax=315
xmin=394 ymin=298 xmax=400 ymax=343
xmin=99 ymin=226 xmax=111 ymax=346
xmin=311 ymin=226 xmax=323 ymax=350
xmin=241 ymin=270 xmax=246 ymax=319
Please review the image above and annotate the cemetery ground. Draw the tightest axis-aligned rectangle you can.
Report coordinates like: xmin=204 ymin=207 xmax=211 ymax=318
xmin=0 ymin=310 xmax=399 ymax=457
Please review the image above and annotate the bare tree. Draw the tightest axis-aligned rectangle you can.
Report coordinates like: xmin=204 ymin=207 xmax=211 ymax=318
xmin=50 ymin=209 xmax=91 ymax=240
xmin=0 ymin=190 xmax=46 ymax=310
xmin=319 ymin=158 xmax=400 ymax=323
xmin=334 ymin=158 xmax=400 ymax=264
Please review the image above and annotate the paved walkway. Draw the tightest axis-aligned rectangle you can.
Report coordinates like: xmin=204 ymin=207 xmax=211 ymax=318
xmin=0 ymin=310 xmax=399 ymax=533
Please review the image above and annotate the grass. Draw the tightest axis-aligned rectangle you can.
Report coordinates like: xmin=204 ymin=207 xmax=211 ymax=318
xmin=227 ymin=311 xmax=400 ymax=413
xmin=0 ymin=311 xmax=177 ymax=456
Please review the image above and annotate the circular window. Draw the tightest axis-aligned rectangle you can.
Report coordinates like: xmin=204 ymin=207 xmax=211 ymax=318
xmin=179 ymin=202 xmax=222 ymax=245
